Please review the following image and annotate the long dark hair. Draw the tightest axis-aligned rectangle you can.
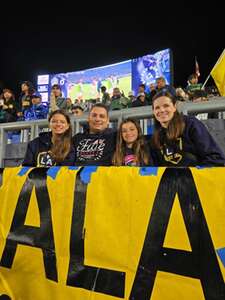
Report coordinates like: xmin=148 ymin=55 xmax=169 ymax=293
xmin=152 ymin=91 xmax=185 ymax=149
xmin=21 ymin=81 xmax=35 ymax=96
xmin=48 ymin=110 xmax=72 ymax=162
xmin=112 ymin=118 xmax=149 ymax=166
xmin=1 ymin=88 xmax=15 ymax=101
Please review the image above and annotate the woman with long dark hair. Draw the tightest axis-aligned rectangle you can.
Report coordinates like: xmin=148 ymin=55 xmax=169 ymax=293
xmin=112 ymin=118 xmax=151 ymax=166
xmin=151 ymin=91 xmax=225 ymax=166
xmin=17 ymin=81 xmax=36 ymax=119
xmin=0 ymin=88 xmax=18 ymax=122
xmin=23 ymin=110 xmax=75 ymax=166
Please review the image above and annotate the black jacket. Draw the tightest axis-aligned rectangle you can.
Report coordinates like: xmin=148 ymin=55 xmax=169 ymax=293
xmin=150 ymin=115 xmax=225 ymax=166
xmin=22 ymin=132 xmax=75 ymax=167
xmin=2 ymin=98 xmax=18 ymax=122
xmin=132 ymin=98 xmax=148 ymax=107
xmin=73 ymin=128 xmax=117 ymax=166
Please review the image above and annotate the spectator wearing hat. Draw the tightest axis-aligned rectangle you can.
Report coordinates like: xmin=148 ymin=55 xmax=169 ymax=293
xmin=132 ymin=92 xmax=148 ymax=107
xmin=23 ymin=94 xmax=48 ymax=121
xmin=50 ymin=84 xmax=69 ymax=112
xmin=128 ymin=91 xmax=136 ymax=103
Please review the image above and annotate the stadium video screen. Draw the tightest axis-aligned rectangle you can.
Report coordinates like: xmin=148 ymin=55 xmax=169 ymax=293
xmin=37 ymin=48 xmax=172 ymax=101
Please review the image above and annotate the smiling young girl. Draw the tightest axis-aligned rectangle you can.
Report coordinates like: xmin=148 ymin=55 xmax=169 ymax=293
xmin=23 ymin=110 xmax=75 ymax=166
xmin=112 ymin=118 xmax=151 ymax=166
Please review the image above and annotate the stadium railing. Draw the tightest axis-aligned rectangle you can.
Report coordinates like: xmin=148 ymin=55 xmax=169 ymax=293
xmin=0 ymin=97 xmax=225 ymax=167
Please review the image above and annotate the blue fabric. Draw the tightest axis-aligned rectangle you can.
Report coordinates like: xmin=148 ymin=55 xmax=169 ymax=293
xmin=17 ymin=167 xmax=31 ymax=176
xmin=80 ymin=166 xmax=98 ymax=184
xmin=139 ymin=167 xmax=158 ymax=176
xmin=68 ymin=166 xmax=79 ymax=171
xmin=24 ymin=104 xmax=48 ymax=121
xmin=217 ymin=247 xmax=225 ymax=267
xmin=47 ymin=166 xmax=61 ymax=179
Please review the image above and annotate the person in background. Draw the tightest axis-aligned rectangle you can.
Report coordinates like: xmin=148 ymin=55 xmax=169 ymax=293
xmin=110 ymin=87 xmax=131 ymax=110
xmin=66 ymin=97 xmax=73 ymax=112
xmin=0 ymin=98 xmax=6 ymax=123
xmin=138 ymin=83 xmax=146 ymax=94
xmin=150 ymin=91 xmax=225 ymax=166
xmin=73 ymin=103 xmax=116 ymax=165
xmin=148 ymin=82 xmax=157 ymax=104
xmin=71 ymin=105 xmax=84 ymax=116
xmin=175 ymin=87 xmax=190 ymax=102
xmin=186 ymin=74 xmax=202 ymax=91
xmin=112 ymin=118 xmax=151 ymax=166
xmin=186 ymin=74 xmax=206 ymax=101
xmin=50 ymin=84 xmax=69 ymax=112
xmin=0 ymin=88 xmax=18 ymax=122
xmin=132 ymin=92 xmax=148 ymax=107
xmin=138 ymin=83 xmax=151 ymax=104
xmin=18 ymin=81 xmax=35 ymax=119
xmin=128 ymin=91 xmax=136 ymax=103
xmin=22 ymin=110 xmax=75 ymax=166
xmin=23 ymin=94 xmax=48 ymax=121
xmin=100 ymin=86 xmax=111 ymax=106
xmin=155 ymin=76 xmax=176 ymax=97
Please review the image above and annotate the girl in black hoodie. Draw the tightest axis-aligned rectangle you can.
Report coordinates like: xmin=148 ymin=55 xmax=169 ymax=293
xmin=22 ymin=110 xmax=75 ymax=167
xmin=151 ymin=91 xmax=225 ymax=166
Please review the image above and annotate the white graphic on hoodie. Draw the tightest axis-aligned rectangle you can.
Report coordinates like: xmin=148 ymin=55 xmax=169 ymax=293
xmin=77 ymin=138 xmax=106 ymax=161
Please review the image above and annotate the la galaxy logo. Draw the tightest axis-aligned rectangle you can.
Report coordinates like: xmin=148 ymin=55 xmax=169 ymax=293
xmin=37 ymin=152 xmax=55 ymax=167
xmin=162 ymin=138 xmax=183 ymax=164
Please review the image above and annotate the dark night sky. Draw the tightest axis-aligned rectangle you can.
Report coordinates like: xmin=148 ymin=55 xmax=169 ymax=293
xmin=0 ymin=15 xmax=223 ymax=96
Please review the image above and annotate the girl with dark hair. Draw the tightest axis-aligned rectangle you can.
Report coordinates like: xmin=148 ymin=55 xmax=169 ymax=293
xmin=18 ymin=81 xmax=36 ymax=119
xmin=151 ymin=91 xmax=225 ymax=166
xmin=0 ymin=89 xmax=18 ymax=122
xmin=112 ymin=118 xmax=151 ymax=166
xmin=22 ymin=110 xmax=75 ymax=166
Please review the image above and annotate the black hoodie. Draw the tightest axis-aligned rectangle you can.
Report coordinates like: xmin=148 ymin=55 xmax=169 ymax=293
xmin=150 ymin=115 xmax=225 ymax=166
xmin=22 ymin=132 xmax=75 ymax=167
xmin=72 ymin=128 xmax=117 ymax=166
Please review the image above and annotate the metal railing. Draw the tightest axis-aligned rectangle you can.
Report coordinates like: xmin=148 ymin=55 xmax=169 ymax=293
xmin=0 ymin=96 xmax=225 ymax=167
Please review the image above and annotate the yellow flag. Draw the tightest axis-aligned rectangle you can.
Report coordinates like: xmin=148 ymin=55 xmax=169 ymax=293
xmin=211 ymin=49 xmax=225 ymax=96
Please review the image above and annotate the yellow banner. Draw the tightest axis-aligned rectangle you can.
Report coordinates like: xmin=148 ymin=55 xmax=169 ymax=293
xmin=211 ymin=49 xmax=225 ymax=96
xmin=0 ymin=166 xmax=225 ymax=300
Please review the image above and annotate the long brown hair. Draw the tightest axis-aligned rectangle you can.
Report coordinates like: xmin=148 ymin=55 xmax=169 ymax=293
xmin=48 ymin=110 xmax=72 ymax=162
xmin=152 ymin=91 xmax=185 ymax=149
xmin=112 ymin=118 xmax=149 ymax=166
xmin=0 ymin=88 xmax=15 ymax=101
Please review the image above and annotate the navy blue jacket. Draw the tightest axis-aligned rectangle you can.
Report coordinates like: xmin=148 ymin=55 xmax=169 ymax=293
xmin=151 ymin=115 xmax=225 ymax=166
xmin=22 ymin=132 xmax=75 ymax=167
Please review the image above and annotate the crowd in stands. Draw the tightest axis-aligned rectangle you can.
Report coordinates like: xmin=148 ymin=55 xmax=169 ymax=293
xmin=0 ymin=75 xmax=220 ymax=125
xmin=1 ymin=75 xmax=224 ymax=167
